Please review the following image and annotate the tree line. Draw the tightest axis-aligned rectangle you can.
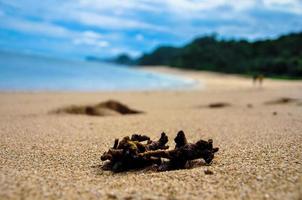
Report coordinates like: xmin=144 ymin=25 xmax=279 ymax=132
xmin=136 ymin=32 xmax=302 ymax=79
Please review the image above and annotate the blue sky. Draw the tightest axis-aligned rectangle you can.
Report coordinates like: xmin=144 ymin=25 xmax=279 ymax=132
xmin=0 ymin=0 xmax=302 ymax=59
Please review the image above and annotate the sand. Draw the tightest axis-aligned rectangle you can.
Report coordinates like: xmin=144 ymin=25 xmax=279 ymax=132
xmin=0 ymin=67 xmax=302 ymax=200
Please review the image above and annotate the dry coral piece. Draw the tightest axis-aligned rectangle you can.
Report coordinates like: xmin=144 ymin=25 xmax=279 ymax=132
xmin=100 ymin=130 xmax=219 ymax=172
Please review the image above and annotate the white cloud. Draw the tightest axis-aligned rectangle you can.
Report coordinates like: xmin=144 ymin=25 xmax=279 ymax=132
xmin=73 ymin=11 xmax=160 ymax=30
xmin=0 ymin=14 xmax=75 ymax=38
xmin=73 ymin=31 xmax=109 ymax=48
xmin=82 ymin=31 xmax=103 ymax=39
xmin=4 ymin=0 xmax=168 ymax=31
xmin=2 ymin=0 xmax=301 ymax=36
xmin=76 ymin=0 xmax=160 ymax=13
xmin=163 ymin=0 xmax=302 ymax=13
xmin=263 ymin=0 xmax=302 ymax=14
xmin=0 ymin=13 xmax=111 ymax=50
xmin=0 ymin=0 xmax=301 ymax=57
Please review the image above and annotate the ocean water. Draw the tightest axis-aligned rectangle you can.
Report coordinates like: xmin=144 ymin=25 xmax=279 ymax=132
xmin=0 ymin=52 xmax=197 ymax=91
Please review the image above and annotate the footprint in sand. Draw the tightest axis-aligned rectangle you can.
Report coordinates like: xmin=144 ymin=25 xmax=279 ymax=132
xmin=52 ymin=100 xmax=143 ymax=116
xmin=207 ymin=102 xmax=231 ymax=108
xmin=264 ymin=97 xmax=300 ymax=105
xmin=198 ymin=102 xmax=231 ymax=109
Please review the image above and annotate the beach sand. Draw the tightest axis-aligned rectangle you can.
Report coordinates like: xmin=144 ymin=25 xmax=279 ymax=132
xmin=0 ymin=67 xmax=302 ymax=199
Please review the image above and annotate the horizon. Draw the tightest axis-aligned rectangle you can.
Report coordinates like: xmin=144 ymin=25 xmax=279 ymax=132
xmin=0 ymin=0 xmax=302 ymax=59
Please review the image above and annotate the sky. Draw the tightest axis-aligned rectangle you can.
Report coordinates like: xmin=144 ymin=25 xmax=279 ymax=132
xmin=0 ymin=0 xmax=302 ymax=59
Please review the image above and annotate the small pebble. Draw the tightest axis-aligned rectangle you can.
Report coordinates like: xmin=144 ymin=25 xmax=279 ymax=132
xmin=204 ymin=169 xmax=214 ymax=175
xmin=247 ymin=104 xmax=253 ymax=108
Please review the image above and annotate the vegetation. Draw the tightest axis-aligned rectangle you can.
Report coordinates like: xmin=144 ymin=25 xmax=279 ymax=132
xmin=112 ymin=54 xmax=136 ymax=65
xmin=137 ymin=32 xmax=302 ymax=78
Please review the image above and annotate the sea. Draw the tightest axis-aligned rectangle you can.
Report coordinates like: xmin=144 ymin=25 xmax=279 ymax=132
xmin=0 ymin=51 xmax=197 ymax=91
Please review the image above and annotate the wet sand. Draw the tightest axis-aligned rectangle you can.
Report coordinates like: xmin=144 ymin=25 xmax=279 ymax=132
xmin=0 ymin=67 xmax=302 ymax=199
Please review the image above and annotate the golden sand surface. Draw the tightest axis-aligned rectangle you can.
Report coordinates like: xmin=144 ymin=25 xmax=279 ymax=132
xmin=0 ymin=67 xmax=302 ymax=199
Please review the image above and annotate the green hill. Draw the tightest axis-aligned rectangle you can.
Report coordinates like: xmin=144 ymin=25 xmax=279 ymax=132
xmin=138 ymin=32 xmax=302 ymax=78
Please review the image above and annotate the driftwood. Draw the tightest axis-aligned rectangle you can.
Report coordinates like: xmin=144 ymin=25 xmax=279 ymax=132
xmin=100 ymin=131 xmax=219 ymax=172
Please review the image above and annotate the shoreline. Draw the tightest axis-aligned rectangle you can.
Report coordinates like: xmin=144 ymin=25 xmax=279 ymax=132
xmin=141 ymin=66 xmax=302 ymax=91
xmin=2 ymin=65 xmax=302 ymax=93
xmin=1 ymin=66 xmax=302 ymax=199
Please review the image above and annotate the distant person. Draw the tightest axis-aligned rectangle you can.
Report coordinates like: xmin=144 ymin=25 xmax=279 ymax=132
xmin=258 ymin=74 xmax=264 ymax=86
xmin=252 ymin=74 xmax=264 ymax=86
xmin=252 ymin=75 xmax=257 ymax=85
